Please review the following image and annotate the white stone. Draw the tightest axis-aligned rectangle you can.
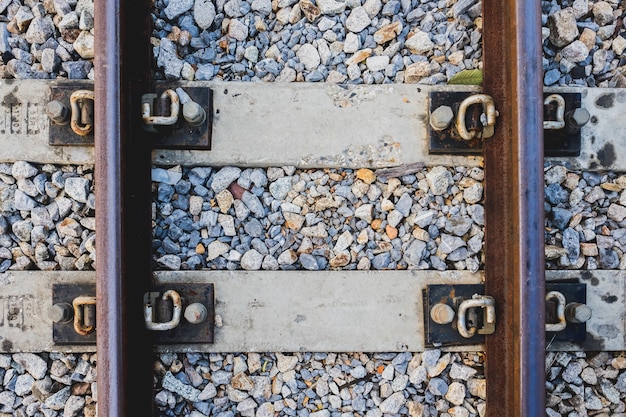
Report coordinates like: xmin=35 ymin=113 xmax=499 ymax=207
xmin=333 ymin=230 xmax=354 ymax=253
xmin=345 ymin=7 xmax=371 ymax=33
xmin=379 ymin=391 xmax=406 ymax=414
xmin=354 ymin=204 xmax=373 ymax=223
xmin=228 ymin=19 xmax=249 ymax=41
xmin=405 ymin=31 xmax=434 ymax=54
xmin=426 ymin=166 xmax=452 ymax=195
xmin=316 ymin=0 xmax=345 ymax=15
xmin=72 ymin=30 xmax=94 ymax=59
xmin=241 ymin=249 xmax=263 ymax=270
xmin=366 ymin=55 xmax=389 ymax=72
xmin=344 ymin=32 xmax=360 ymax=53
xmin=363 ymin=0 xmax=382 ymax=17
xmin=297 ymin=43 xmax=321 ymax=70
xmin=194 ymin=0 xmax=216 ymax=29
xmin=561 ymin=40 xmax=589 ymax=62
xmin=612 ymin=36 xmax=626 ymax=55
xmin=206 ymin=240 xmax=230 ymax=261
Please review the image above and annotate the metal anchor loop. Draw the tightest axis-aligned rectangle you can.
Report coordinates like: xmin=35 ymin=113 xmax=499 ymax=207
xmin=545 ymin=291 xmax=567 ymax=332
xmin=69 ymin=90 xmax=95 ymax=136
xmin=72 ymin=295 xmax=97 ymax=336
xmin=456 ymin=294 xmax=496 ymax=338
xmin=456 ymin=94 xmax=498 ymax=140
xmin=543 ymin=94 xmax=566 ymax=130
xmin=144 ymin=289 xmax=182 ymax=331
xmin=142 ymin=89 xmax=180 ymax=127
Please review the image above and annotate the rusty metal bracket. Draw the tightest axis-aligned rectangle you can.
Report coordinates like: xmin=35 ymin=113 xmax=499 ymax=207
xmin=48 ymin=81 xmax=94 ymax=146
xmin=543 ymin=92 xmax=583 ymax=157
xmin=52 ymin=284 xmax=97 ymax=345
xmin=147 ymin=283 xmax=215 ymax=344
xmin=428 ymin=91 xmax=584 ymax=156
xmin=424 ymin=282 xmax=588 ymax=347
xmin=423 ymin=284 xmax=486 ymax=347
xmin=48 ymin=82 xmax=213 ymax=149
xmin=545 ymin=282 xmax=587 ymax=344
xmin=428 ymin=91 xmax=485 ymax=155
xmin=144 ymin=84 xmax=213 ymax=150
xmin=52 ymin=283 xmax=214 ymax=345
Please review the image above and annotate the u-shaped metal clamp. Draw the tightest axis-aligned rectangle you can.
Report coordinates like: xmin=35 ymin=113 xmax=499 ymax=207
xmin=456 ymin=94 xmax=498 ymax=140
xmin=545 ymin=291 xmax=567 ymax=332
xmin=142 ymin=89 xmax=180 ymax=127
xmin=73 ymin=295 xmax=96 ymax=336
xmin=144 ymin=289 xmax=182 ymax=331
xmin=543 ymin=94 xmax=565 ymax=130
xmin=457 ymin=294 xmax=496 ymax=338
xmin=70 ymin=90 xmax=95 ymax=136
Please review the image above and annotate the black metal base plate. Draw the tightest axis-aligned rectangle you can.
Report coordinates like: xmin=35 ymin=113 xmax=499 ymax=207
xmin=48 ymin=81 xmax=94 ymax=146
xmin=428 ymin=92 xmax=483 ymax=155
xmin=423 ymin=284 xmax=486 ymax=347
xmin=150 ymin=283 xmax=215 ymax=344
xmin=52 ymin=284 xmax=96 ymax=345
xmin=545 ymin=282 xmax=586 ymax=343
xmin=148 ymin=84 xmax=213 ymax=150
xmin=543 ymin=92 xmax=582 ymax=157
xmin=428 ymin=91 xmax=582 ymax=157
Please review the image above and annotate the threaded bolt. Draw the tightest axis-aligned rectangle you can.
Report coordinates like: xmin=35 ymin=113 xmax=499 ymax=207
xmin=46 ymin=100 xmax=70 ymax=125
xmin=430 ymin=105 xmax=454 ymax=131
xmin=184 ymin=302 xmax=208 ymax=324
xmin=565 ymin=302 xmax=592 ymax=324
xmin=49 ymin=303 xmax=73 ymax=323
xmin=430 ymin=303 xmax=455 ymax=325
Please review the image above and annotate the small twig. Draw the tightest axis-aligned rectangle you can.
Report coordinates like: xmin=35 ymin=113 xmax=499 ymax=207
xmin=337 ymin=372 xmax=377 ymax=390
xmin=375 ymin=162 xmax=425 ymax=181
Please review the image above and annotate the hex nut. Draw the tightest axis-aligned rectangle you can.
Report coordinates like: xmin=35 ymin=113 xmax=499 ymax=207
xmin=184 ymin=302 xmax=208 ymax=324
xmin=565 ymin=108 xmax=590 ymax=132
xmin=430 ymin=105 xmax=454 ymax=131
xmin=570 ymin=108 xmax=590 ymax=126
xmin=48 ymin=303 xmax=73 ymax=323
xmin=183 ymin=101 xmax=206 ymax=126
xmin=46 ymin=100 xmax=70 ymax=125
xmin=565 ymin=302 xmax=592 ymax=324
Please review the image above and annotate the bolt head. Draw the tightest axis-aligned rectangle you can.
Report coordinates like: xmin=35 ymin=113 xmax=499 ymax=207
xmin=183 ymin=102 xmax=206 ymax=126
xmin=430 ymin=105 xmax=454 ymax=131
xmin=571 ymin=108 xmax=590 ymax=126
xmin=565 ymin=303 xmax=592 ymax=324
xmin=48 ymin=303 xmax=73 ymax=323
xmin=430 ymin=303 xmax=455 ymax=325
xmin=46 ymin=100 xmax=70 ymax=125
xmin=184 ymin=302 xmax=208 ymax=324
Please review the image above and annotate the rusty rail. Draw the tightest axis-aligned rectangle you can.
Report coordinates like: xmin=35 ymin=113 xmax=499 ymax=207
xmin=94 ymin=0 xmax=155 ymax=416
xmin=482 ymin=0 xmax=546 ymax=415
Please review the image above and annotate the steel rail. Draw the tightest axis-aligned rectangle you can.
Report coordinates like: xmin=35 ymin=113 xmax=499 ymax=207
xmin=94 ymin=0 xmax=155 ymax=416
xmin=482 ymin=0 xmax=546 ymax=415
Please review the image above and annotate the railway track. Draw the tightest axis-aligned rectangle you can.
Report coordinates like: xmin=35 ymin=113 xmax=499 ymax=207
xmin=0 ymin=0 xmax=625 ymax=416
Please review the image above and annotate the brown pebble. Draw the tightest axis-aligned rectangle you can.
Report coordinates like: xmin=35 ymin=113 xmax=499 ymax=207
xmin=386 ymin=225 xmax=398 ymax=239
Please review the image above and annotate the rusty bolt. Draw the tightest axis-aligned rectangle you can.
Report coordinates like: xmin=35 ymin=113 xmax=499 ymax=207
xmin=46 ymin=100 xmax=70 ymax=125
xmin=430 ymin=105 xmax=454 ymax=131
xmin=184 ymin=302 xmax=208 ymax=324
xmin=565 ymin=302 xmax=592 ymax=324
xmin=430 ymin=302 xmax=455 ymax=325
xmin=565 ymin=108 xmax=590 ymax=133
xmin=48 ymin=303 xmax=73 ymax=323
